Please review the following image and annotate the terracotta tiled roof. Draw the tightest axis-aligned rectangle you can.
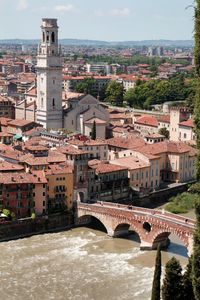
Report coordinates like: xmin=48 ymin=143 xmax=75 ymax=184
xmin=179 ymin=119 xmax=195 ymax=128
xmin=111 ymin=156 xmax=150 ymax=170
xmin=139 ymin=141 xmax=197 ymax=156
xmin=0 ymin=172 xmax=47 ymax=184
xmin=91 ymin=162 xmax=128 ymax=174
xmin=45 ymin=164 xmax=73 ymax=175
xmin=58 ymin=145 xmax=89 ymax=155
xmin=23 ymin=157 xmax=49 ymax=166
xmin=8 ymin=119 xmax=35 ymax=127
xmin=0 ymin=161 xmax=24 ymax=172
xmin=0 ymin=117 xmax=12 ymax=126
xmin=135 ymin=115 xmax=158 ymax=127
xmin=107 ymin=136 xmax=145 ymax=150
xmin=158 ymin=115 xmax=170 ymax=123
xmin=68 ymin=138 xmax=107 ymax=147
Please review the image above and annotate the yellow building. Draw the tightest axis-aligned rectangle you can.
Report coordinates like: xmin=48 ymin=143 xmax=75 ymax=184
xmin=45 ymin=164 xmax=74 ymax=212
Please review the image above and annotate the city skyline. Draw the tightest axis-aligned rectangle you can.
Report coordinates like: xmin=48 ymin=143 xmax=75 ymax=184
xmin=0 ymin=0 xmax=194 ymax=41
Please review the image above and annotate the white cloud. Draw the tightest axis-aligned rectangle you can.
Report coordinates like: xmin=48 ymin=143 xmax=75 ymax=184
xmin=95 ymin=7 xmax=131 ymax=17
xmin=110 ymin=8 xmax=131 ymax=17
xmin=17 ymin=0 xmax=29 ymax=11
xmin=54 ymin=4 xmax=74 ymax=13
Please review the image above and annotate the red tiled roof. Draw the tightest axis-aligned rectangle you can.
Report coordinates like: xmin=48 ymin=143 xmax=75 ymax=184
xmin=107 ymin=136 xmax=145 ymax=150
xmin=139 ymin=141 xmax=197 ymax=156
xmin=8 ymin=119 xmax=35 ymax=127
xmin=135 ymin=115 xmax=158 ymax=127
xmin=45 ymin=164 xmax=73 ymax=175
xmin=0 ymin=172 xmax=47 ymax=184
xmin=179 ymin=119 xmax=195 ymax=128
xmin=111 ymin=156 xmax=150 ymax=170
xmin=158 ymin=115 xmax=170 ymax=123
xmin=0 ymin=161 xmax=24 ymax=172
xmin=91 ymin=162 xmax=128 ymax=174
xmin=23 ymin=157 xmax=49 ymax=166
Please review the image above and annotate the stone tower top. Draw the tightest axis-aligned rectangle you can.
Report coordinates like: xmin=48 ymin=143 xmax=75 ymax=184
xmin=41 ymin=18 xmax=58 ymax=28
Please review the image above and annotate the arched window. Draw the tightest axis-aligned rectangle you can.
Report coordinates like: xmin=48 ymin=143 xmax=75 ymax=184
xmin=41 ymin=98 xmax=44 ymax=108
xmin=51 ymin=32 xmax=55 ymax=43
xmin=43 ymin=32 xmax=45 ymax=42
xmin=46 ymin=31 xmax=49 ymax=42
xmin=52 ymin=98 xmax=55 ymax=108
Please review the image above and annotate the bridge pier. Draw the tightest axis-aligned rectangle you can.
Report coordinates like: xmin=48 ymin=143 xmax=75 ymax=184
xmin=140 ymin=237 xmax=170 ymax=251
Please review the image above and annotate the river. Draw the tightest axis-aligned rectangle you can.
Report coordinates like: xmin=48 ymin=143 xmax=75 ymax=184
xmin=0 ymin=225 xmax=189 ymax=300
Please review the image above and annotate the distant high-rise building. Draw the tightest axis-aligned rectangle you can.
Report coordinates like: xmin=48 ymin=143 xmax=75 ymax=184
xmin=36 ymin=18 xmax=63 ymax=129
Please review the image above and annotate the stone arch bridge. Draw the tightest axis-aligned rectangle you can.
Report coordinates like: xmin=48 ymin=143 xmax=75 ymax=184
xmin=76 ymin=202 xmax=196 ymax=255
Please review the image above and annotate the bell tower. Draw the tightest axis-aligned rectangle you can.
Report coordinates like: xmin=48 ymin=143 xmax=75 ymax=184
xmin=36 ymin=18 xmax=63 ymax=129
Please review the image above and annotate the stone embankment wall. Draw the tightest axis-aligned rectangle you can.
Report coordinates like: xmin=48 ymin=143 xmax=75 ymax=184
xmin=0 ymin=213 xmax=73 ymax=242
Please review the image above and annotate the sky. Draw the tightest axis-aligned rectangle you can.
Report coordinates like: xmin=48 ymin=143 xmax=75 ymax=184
xmin=0 ymin=0 xmax=195 ymax=41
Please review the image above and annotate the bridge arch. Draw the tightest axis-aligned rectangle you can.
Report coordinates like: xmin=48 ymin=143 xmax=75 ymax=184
xmin=113 ymin=222 xmax=142 ymax=242
xmin=77 ymin=214 xmax=112 ymax=235
xmin=152 ymin=229 xmax=189 ymax=251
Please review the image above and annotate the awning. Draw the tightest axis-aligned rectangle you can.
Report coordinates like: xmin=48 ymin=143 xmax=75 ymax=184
xmin=14 ymin=134 xmax=22 ymax=140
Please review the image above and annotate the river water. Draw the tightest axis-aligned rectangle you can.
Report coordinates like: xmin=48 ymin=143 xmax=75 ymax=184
xmin=0 ymin=226 xmax=189 ymax=300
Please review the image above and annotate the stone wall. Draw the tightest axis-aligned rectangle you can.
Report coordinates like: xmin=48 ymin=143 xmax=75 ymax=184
xmin=0 ymin=212 xmax=73 ymax=242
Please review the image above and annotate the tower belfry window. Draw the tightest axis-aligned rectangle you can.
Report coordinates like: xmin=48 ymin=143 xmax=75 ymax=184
xmin=46 ymin=31 xmax=49 ymax=42
xmin=51 ymin=32 xmax=55 ymax=43
xmin=52 ymin=98 xmax=55 ymax=108
xmin=43 ymin=32 xmax=45 ymax=42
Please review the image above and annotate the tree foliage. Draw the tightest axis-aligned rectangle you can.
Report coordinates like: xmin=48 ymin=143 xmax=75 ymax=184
xmin=125 ymin=74 xmax=195 ymax=109
xmin=158 ymin=127 xmax=169 ymax=139
xmin=91 ymin=120 xmax=96 ymax=140
xmin=192 ymin=199 xmax=200 ymax=300
xmin=162 ymin=257 xmax=183 ymax=300
xmin=75 ymin=77 xmax=97 ymax=95
xmin=151 ymin=244 xmax=161 ymax=300
xmin=182 ymin=257 xmax=195 ymax=300
xmin=105 ymin=80 xmax=124 ymax=106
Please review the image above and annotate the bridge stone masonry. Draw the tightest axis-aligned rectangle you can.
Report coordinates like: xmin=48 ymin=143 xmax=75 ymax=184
xmin=76 ymin=202 xmax=196 ymax=256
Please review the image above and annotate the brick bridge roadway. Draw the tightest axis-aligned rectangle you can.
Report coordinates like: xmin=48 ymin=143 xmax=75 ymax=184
xmin=76 ymin=202 xmax=196 ymax=256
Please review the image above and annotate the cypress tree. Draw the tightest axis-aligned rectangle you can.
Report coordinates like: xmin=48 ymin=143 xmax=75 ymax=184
xmin=182 ymin=257 xmax=195 ymax=300
xmin=162 ymin=257 xmax=183 ymax=300
xmin=91 ymin=120 xmax=96 ymax=140
xmin=151 ymin=244 xmax=161 ymax=300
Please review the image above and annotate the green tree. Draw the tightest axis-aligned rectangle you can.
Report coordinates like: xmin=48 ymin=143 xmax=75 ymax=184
xmin=162 ymin=257 xmax=183 ymax=300
xmin=106 ymin=81 xmax=124 ymax=106
xmin=182 ymin=257 xmax=195 ymax=300
xmin=158 ymin=127 xmax=170 ymax=139
xmin=151 ymin=244 xmax=161 ymax=300
xmin=91 ymin=120 xmax=96 ymax=140
xmin=75 ymin=77 xmax=97 ymax=95
xmin=192 ymin=199 xmax=200 ymax=300
xmin=194 ymin=0 xmax=200 ymax=180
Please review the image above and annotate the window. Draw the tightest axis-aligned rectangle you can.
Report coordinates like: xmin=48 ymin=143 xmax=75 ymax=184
xmin=52 ymin=98 xmax=55 ymax=108
xmin=51 ymin=32 xmax=55 ymax=43
xmin=43 ymin=192 xmax=45 ymax=196
xmin=184 ymin=133 xmax=187 ymax=139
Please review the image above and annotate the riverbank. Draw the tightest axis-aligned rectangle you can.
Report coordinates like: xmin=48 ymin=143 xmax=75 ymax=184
xmin=0 ymin=212 xmax=74 ymax=243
